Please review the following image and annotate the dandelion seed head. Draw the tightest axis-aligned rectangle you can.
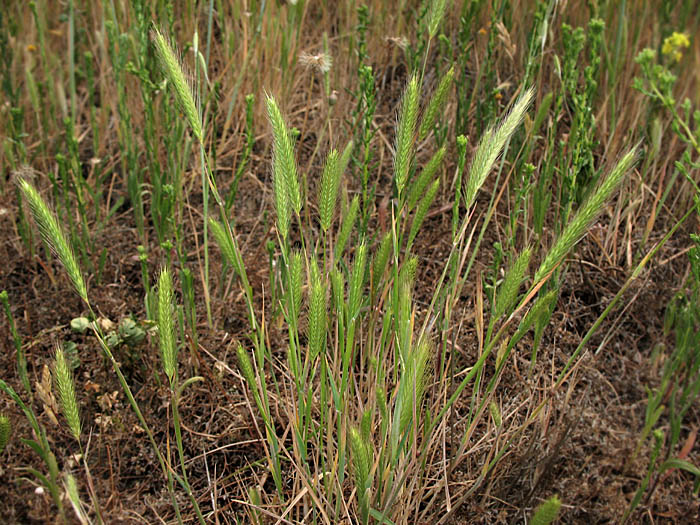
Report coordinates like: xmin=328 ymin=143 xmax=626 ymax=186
xmin=299 ymin=51 xmax=333 ymax=74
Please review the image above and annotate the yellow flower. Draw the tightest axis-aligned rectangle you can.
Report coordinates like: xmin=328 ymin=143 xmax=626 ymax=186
xmin=662 ymin=31 xmax=690 ymax=63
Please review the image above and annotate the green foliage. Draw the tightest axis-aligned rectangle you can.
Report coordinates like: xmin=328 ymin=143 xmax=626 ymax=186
xmin=531 ymin=495 xmax=562 ymax=525
xmin=625 ymin=230 xmax=700 ymax=520
xmin=335 ymin=195 xmax=361 ymax=261
xmin=0 ymin=415 xmax=10 ymax=453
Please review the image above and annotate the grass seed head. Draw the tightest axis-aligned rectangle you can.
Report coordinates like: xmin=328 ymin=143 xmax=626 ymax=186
xmin=18 ymin=178 xmax=88 ymax=303
xmin=319 ymin=149 xmax=340 ymax=232
xmin=418 ymin=66 xmax=454 ymax=141
xmin=427 ymin=0 xmax=449 ymax=38
xmin=308 ymin=272 xmax=327 ymax=360
xmin=464 ymin=87 xmax=534 ymax=208
xmin=54 ymin=345 xmax=81 ymax=441
xmin=394 ymin=75 xmax=420 ymax=197
xmin=236 ymin=344 xmax=257 ymax=394
xmin=157 ymin=267 xmax=177 ymax=383
xmin=151 ymin=27 xmax=203 ymax=142
xmin=494 ymin=247 xmax=532 ymax=319
xmin=534 ymin=148 xmax=638 ymax=282
xmin=266 ymin=95 xmax=301 ymax=220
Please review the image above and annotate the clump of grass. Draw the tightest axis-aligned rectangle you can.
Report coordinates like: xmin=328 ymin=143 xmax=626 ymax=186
xmin=17 ymin=177 xmax=205 ymax=523
xmin=5 ymin=2 xmax=700 ymax=523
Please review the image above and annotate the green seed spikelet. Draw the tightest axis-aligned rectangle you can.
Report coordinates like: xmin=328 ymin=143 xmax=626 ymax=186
xmin=319 ymin=141 xmax=352 ymax=233
xmin=464 ymin=88 xmax=534 ymax=209
xmin=157 ymin=267 xmax=177 ymax=383
xmin=64 ymin=473 xmax=85 ymax=522
xmin=319 ymin=149 xmax=340 ymax=232
xmin=494 ymin=247 xmax=532 ymax=319
xmin=509 ymin=289 xmax=559 ymax=350
xmin=489 ymin=401 xmax=502 ymax=427
xmin=338 ymin=140 xmax=354 ymax=176
xmin=407 ymin=145 xmax=446 ymax=210
xmin=266 ymin=95 xmax=301 ymax=219
xmin=360 ymin=408 xmax=372 ymax=442
xmin=0 ymin=415 xmax=11 ymax=453
xmin=418 ymin=67 xmax=454 ymax=141
xmin=395 ymin=75 xmax=420 ymax=197
xmin=427 ymin=0 xmax=449 ymax=38
xmin=236 ymin=343 xmax=257 ymax=395
xmin=372 ymin=232 xmax=393 ymax=291
xmin=349 ymin=426 xmax=373 ymax=524
xmin=151 ymin=27 xmax=203 ymax=142
xmin=54 ymin=345 xmax=81 ymax=441
xmin=534 ymin=148 xmax=638 ymax=282
xmin=349 ymin=242 xmax=368 ymax=320
xmin=307 ymin=263 xmax=327 ymax=360
xmin=209 ymin=218 xmax=247 ymax=283
xmin=287 ymin=251 xmax=304 ymax=324
xmin=331 ymin=268 xmax=345 ymax=315
xmin=335 ymin=195 xmax=360 ymax=261
xmin=19 ymin=179 xmax=88 ymax=303
xmin=397 ymin=339 xmax=431 ymax=436
xmin=399 ymin=256 xmax=418 ymax=289
xmin=407 ymin=177 xmax=440 ymax=251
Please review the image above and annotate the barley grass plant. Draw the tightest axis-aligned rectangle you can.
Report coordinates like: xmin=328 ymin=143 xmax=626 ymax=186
xmin=2 ymin=1 xmax=700 ymax=522
xmin=18 ymin=178 xmax=203 ymax=523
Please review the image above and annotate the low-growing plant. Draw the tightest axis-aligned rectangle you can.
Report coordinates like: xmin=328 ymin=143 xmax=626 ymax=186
xmin=204 ymin=66 xmax=640 ymax=521
xmin=13 ymin=178 xmax=205 ymax=524
xmin=623 ymin=223 xmax=700 ymax=522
